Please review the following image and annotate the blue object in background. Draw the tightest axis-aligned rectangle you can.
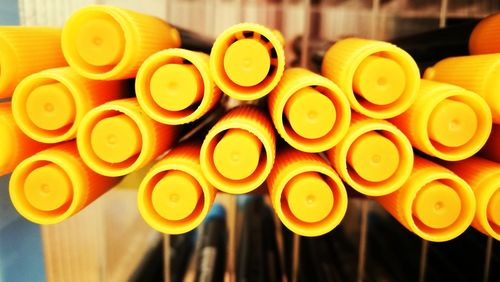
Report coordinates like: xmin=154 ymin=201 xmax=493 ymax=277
xmin=0 ymin=0 xmax=20 ymax=25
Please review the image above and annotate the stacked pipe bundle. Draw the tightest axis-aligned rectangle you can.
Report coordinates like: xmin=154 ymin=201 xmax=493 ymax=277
xmin=2 ymin=5 xmax=499 ymax=241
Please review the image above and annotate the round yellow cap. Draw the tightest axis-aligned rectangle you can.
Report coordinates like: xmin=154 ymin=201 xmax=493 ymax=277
xmin=151 ymin=170 xmax=202 ymax=221
xmin=488 ymin=189 xmax=500 ymax=226
xmin=149 ymin=64 xmax=203 ymax=111
xmin=213 ymin=128 xmax=262 ymax=180
xmin=284 ymin=87 xmax=336 ymax=139
xmin=413 ymin=182 xmax=462 ymax=229
xmin=223 ymin=38 xmax=270 ymax=87
xmin=353 ymin=55 xmax=406 ymax=106
xmin=347 ymin=132 xmax=400 ymax=182
xmin=428 ymin=99 xmax=478 ymax=147
xmin=90 ymin=114 xmax=142 ymax=163
xmin=25 ymin=83 xmax=75 ymax=131
xmin=283 ymin=172 xmax=334 ymax=223
xmin=75 ymin=18 xmax=125 ymax=67
xmin=23 ymin=163 xmax=72 ymax=212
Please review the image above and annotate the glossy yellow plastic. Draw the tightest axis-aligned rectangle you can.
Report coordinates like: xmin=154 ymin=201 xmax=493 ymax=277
xmin=200 ymin=106 xmax=275 ymax=194
xmin=12 ymin=67 xmax=127 ymax=143
xmin=390 ymin=80 xmax=492 ymax=161
xmin=138 ymin=142 xmax=217 ymax=234
xmin=480 ymin=124 xmax=500 ymax=163
xmin=77 ymin=98 xmax=179 ymax=177
xmin=0 ymin=26 xmax=67 ymax=98
xmin=327 ymin=113 xmax=413 ymax=196
xmin=136 ymin=48 xmax=221 ymax=124
xmin=424 ymin=54 xmax=500 ymax=123
xmin=321 ymin=38 xmax=420 ymax=119
xmin=469 ymin=13 xmax=500 ymax=55
xmin=267 ymin=147 xmax=347 ymax=237
xmin=9 ymin=142 xmax=121 ymax=224
xmin=0 ymin=103 xmax=49 ymax=176
xmin=376 ymin=157 xmax=476 ymax=242
xmin=210 ymin=23 xmax=285 ymax=100
xmin=61 ymin=5 xmax=181 ymax=80
xmin=444 ymin=157 xmax=500 ymax=240
xmin=268 ymin=68 xmax=351 ymax=152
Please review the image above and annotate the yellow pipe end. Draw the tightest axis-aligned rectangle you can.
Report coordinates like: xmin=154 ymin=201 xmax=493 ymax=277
xmin=347 ymin=132 xmax=400 ymax=183
xmin=213 ymin=129 xmax=262 ymax=181
xmin=151 ymin=170 xmax=202 ymax=221
xmin=25 ymin=83 xmax=75 ymax=131
xmin=428 ymin=99 xmax=478 ymax=148
xmin=23 ymin=163 xmax=72 ymax=212
xmin=488 ymin=190 xmax=500 ymax=227
xmin=90 ymin=114 xmax=142 ymax=163
xmin=150 ymin=64 xmax=203 ymax=111
xmin=413 ymin=182 xmax=462 ymax=229
xmin=284 ymin=87 xmax=336 ymax=139
xmin=283 ymin=172 xmax=334 ymax=223
xmin=353 ymin=55 xmax=406 ymax=106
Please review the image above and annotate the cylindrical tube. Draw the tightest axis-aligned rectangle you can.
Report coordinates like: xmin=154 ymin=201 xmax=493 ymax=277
xmin=210 ymin=23 xmax=285 ymax=100
xmin=12 ymin=67 xmax=128 ymax=143
xmin=469 ymin=13 xmax=500 ymax=55
xmin=424 ymin=54 xmax=500 ymax=123
xmin=136 ymin=48 xmax=221 ymax=124
xmin=200 ymin=106 xmax=275 ymax=194
xmin=376 ymin=156 xmax=476 ymax=242
xmin=480 ymin=124 xmax=500 ymax=163
xmin=390 ymin=80 xmax=492 ymax=161
xmin=77 ymin=98 xmax=179 ymax=177
xmin=268 ymin=68 xmax=351 ymax=152
xmin=0 ymin=26 xmax=67 ymax=98
xmin=327 ymin=113 xmax=414 ymax=196
xmin=9 ymin=141 xmax=121 ymax=224
xmin=321 ymin=38 xmax=420 ymax=119
xmin=138 ymin=141 xmax=217 ymax=235
xmin=61 ymin=5 xmax=181 ymax=80
xmin=267 ymin=146 xmax=348 ymax=237
xmin=442 ymin=157 xmax=500 ymax=240
xmin=0 ymin=103 xmax=50 ymax=177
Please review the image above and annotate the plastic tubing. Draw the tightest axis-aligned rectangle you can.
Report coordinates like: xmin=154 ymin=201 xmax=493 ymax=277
xmin=9 ymin=141 xmax=121 ymax=224
xmin=138 ymin=141 xmax=217 ymax=234
xmin=327 ymin=112 xmax=414 ymax=196
xmin=376 ymin=156 xmax=476 ymax=242
xmin=390 ymin=80 xmax=492 ymax=161
xmin=0 ymin=26 xmax=67 ymax=98
xmin=424 ymin=54 xmax=500 ymax=124
xmin=200 ymin=106 xmax=275 ymax=194
xmin=77 ymin=98 xmax=179 ymax=177
xmin=12 ymin=67 xmax=128 ymax=143
xmin=266 ymin=146 xmax=348 ymax=237
xmin=321 ymin=38 xmax=420 ymax=119
xmin=61 ymin=5 xmax=181 ymax=80
xmin=268 ymin=67 xmax=351 ymax=152
xmin=469 ymin=13 xmax=500 ymax=55
xmin=136 ymin=48 xmax=221 ymax=124
xmin=210 ymin=23 xmax=285 ymax=100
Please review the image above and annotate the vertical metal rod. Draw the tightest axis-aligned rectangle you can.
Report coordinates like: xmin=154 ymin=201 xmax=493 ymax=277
xmin=483 ymin=236 xmax=493 ymax=282
xmin=164 ymin=234 xmax=171 ymax=282
xmin=300 ymin=0 xmax=311 ymax=68
xmin=418 ymin=239 xmax=429 ymax=282
xmin=439 ymin=0 xmax=449 ymax=28
xmin=370 ymin=0 xmax=381 ymax=39
xmin=357 ymin=200 xmax=369 ymax=282
xmin=292 ymin=234 xmax=300 ymax=282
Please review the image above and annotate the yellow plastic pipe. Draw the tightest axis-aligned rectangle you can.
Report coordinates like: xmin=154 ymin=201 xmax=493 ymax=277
xmin=9 ymin=141 xmax=121 ymax=224
xmin=268 ymin=68 xmax=351 ymax=152
xmin=321 ymin=38 xmax=420 ymax=119
xmin=210 ymin=23 xmax=285 ymax=100
xmin=77 ymin=98 xmax=179 ymax=177
xmin=390 ymin=79 xmax=492 ymax=161
xmin=0 ymin=26 xmax=67 ymax=98
xmin=61 ymin=5 xmax=181 ymax=80
xmin=469 ymin=13 xmax=500 ymax=55
xmin=0 ymin=103 xmax=50 ymax=176
xmin=267 ymin=146 xmax=348 ymax=237
xmin=376 ymin=156 xmax=476 ymax=242
xmin=424 ymin=54 xmax=500 ymax=124
xmin=138 ymin=141 xmax=217 ymax=234
xmin=136 ymin=48 xmax=221 ymax=124
xmin=443 ymin=157 xmax=500 ymax=240
xmin=200 ymin=106 xmax=275 ymax=194
xmin=327 ymin=113 xmax=414 ymax=196
xmin=12 ymin=67 xmax=128 ymax=143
